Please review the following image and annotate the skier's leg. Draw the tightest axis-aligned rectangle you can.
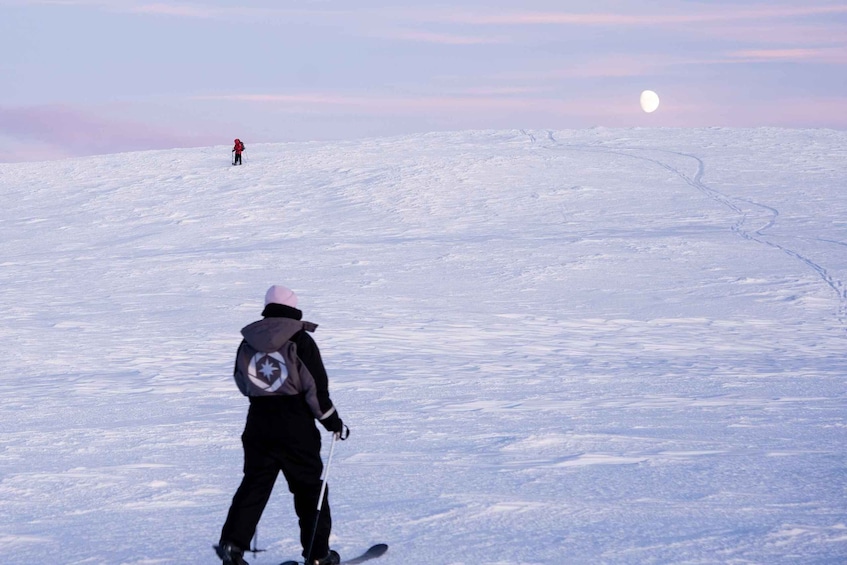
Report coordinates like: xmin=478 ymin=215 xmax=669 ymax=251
xmin=220 ymin=439 xmax=280 ymax=551
xmin=280 ymin=443 xmax=330 ymax=560
xmin=293 ymin=481 xmax=332 ymax=560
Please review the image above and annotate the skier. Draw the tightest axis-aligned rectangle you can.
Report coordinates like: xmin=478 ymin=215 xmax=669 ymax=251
xmin=232 ymin=138 xmax=245 ymax=165
xmin=217 ymin=285 xmax=346 ymax=565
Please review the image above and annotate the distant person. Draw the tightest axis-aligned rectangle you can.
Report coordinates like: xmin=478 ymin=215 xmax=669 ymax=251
xmin=232 ymin=139 xmax=245 ymax=165
xmin=216 ymin=285 xmax=347 ymax=565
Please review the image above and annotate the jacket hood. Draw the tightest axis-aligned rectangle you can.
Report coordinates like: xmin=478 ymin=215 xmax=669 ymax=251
xmin=240 ymin=317 xmax=317 ymax=352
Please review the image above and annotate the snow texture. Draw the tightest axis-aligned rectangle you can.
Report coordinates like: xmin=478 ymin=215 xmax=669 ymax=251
xmin=1 ymin=128 xmax=846 ymax=564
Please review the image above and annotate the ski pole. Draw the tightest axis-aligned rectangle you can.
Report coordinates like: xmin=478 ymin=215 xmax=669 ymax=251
xmin=304 ymin=431 xmax=342 ymax=563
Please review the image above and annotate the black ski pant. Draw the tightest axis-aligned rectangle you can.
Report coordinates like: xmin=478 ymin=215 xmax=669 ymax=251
xmin=220 ymin=434 xmax=331 ymax=560
xmin=234 ymin=153 xmax=242 ymax=165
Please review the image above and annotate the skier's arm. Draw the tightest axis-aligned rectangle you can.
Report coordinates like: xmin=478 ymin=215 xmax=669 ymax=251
xmin=296 ymin=332 xmax=344 ymax=433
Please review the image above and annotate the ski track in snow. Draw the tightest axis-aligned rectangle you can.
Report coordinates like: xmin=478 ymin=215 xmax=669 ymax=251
xmin=541 ymin=130 xmax=847 ymax=330
xmin=0 ymin=129 xmax=846 ymax=564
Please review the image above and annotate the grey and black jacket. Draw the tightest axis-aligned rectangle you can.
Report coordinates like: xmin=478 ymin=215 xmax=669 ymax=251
xmin=234 ymin=304 xmax=342 ymax=436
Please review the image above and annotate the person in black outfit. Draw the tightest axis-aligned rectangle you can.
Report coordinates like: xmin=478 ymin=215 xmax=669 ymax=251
xmin=217 ymin=285 xmax=346 ymax=565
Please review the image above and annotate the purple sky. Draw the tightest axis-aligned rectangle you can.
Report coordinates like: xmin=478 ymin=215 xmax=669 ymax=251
xmin=2 ymin=0 xmax=846 ymax=161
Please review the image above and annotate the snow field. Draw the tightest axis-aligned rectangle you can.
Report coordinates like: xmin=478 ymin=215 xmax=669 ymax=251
xmin=0 ymin=128 xmax=845 ymax=564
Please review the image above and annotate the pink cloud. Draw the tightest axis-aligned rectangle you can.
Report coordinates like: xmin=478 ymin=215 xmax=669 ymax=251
xmin=25 ymin=2 xmax=847 ymax=31
xmin=374 ymin=29 xmax=507 ymax=45
xmin=447 ymin=11 xmax=689 ymax=26
xmin=377 ymin=5 xmax=847 ymax=52
xmin=24 ymin=0 xmax=229 ymax=19
xmin=674 ymin=95 xmax=847 ymax=129
xmin=758 ymin=97 xmax=847 ymax=127
xmin=24 ymin=0 xmax=349 ymax=22
xmin=697 ymin=22 xmax=847 ymax=46
xmin=435 ymin=5 xmax=847 ymax=27
xmin=192 ymin=87 xmax=847 ymax=131
xmin=0 ymin=105 xmax=211 ymax=158
xmin=729 ymin=47 xmax=847 ymax=64
xmin=0 ymin=139 xmax=74 ymax=163
xmin=197 ymin=92 xmax=566 ymax=115
xmin=553 ymin=55 xmax=673 ymax=78
xmin=447 ymin=87 xmax=550 ymax=96
xmin=129 ymin=3 xmax=218 ymax=19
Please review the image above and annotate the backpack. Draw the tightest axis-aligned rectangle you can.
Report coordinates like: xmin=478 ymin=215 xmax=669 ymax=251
xmin=233 ymin=318 xmax=319 ymax=399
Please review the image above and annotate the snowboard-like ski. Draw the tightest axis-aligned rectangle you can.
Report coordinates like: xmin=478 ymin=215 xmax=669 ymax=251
xmin=279 ymin=543 xmax=388 ymax=565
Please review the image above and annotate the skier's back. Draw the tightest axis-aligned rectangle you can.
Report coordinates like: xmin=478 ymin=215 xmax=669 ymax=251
xmin=216 ymin=285 xmax=345 ymax=565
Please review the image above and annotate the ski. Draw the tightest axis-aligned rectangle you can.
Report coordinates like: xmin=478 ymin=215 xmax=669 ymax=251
xmin=343 ymin=544 xmax=388 ymax=565
xmin=279 ymin=543 xmax=388 ymax=565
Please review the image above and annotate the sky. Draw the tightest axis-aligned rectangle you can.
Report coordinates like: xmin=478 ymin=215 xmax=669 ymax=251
xmin=2 ymin=0 xmax=846 ymax=162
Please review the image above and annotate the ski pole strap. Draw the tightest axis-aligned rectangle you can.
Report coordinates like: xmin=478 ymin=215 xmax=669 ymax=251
xmin=336 ymin=425 xmax=350 ymax=441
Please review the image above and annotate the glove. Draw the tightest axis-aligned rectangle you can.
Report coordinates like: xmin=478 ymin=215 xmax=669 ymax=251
xmin=320 ymin=410 xmax=345 ymax=434
xmin=320 ymin=411 xmax=350 ymax=440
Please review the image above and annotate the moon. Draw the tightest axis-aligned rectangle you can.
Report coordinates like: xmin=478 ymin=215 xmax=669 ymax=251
xmin=640 ymin=90 xmax=660 ymax=113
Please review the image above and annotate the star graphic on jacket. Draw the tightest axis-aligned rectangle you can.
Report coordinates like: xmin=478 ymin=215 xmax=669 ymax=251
xmin=259 ymin=359 xmax=277 ymax=379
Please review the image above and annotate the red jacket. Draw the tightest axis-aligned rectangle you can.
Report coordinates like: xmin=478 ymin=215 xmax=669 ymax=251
xmin=233 ymin=140 xmax=244 ymax=155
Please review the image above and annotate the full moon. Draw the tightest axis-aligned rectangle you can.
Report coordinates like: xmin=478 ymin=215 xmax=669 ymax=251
xmin=640 ymin=90 xmax=660 ymax=113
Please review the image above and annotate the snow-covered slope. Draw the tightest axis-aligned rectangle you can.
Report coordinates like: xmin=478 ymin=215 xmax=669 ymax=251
xmin=1 ymin=129 xmax=845 ymax=564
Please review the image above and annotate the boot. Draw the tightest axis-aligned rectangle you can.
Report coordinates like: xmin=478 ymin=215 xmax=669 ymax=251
xmin=215 ymin=542 xmax=249 ymax=565
xmin=311 ymin=549 xmax=340 ymax=565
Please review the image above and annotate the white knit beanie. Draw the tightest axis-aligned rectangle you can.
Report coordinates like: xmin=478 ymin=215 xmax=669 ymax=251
xmin=264 ymin=285 xmax=298 ymax=308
